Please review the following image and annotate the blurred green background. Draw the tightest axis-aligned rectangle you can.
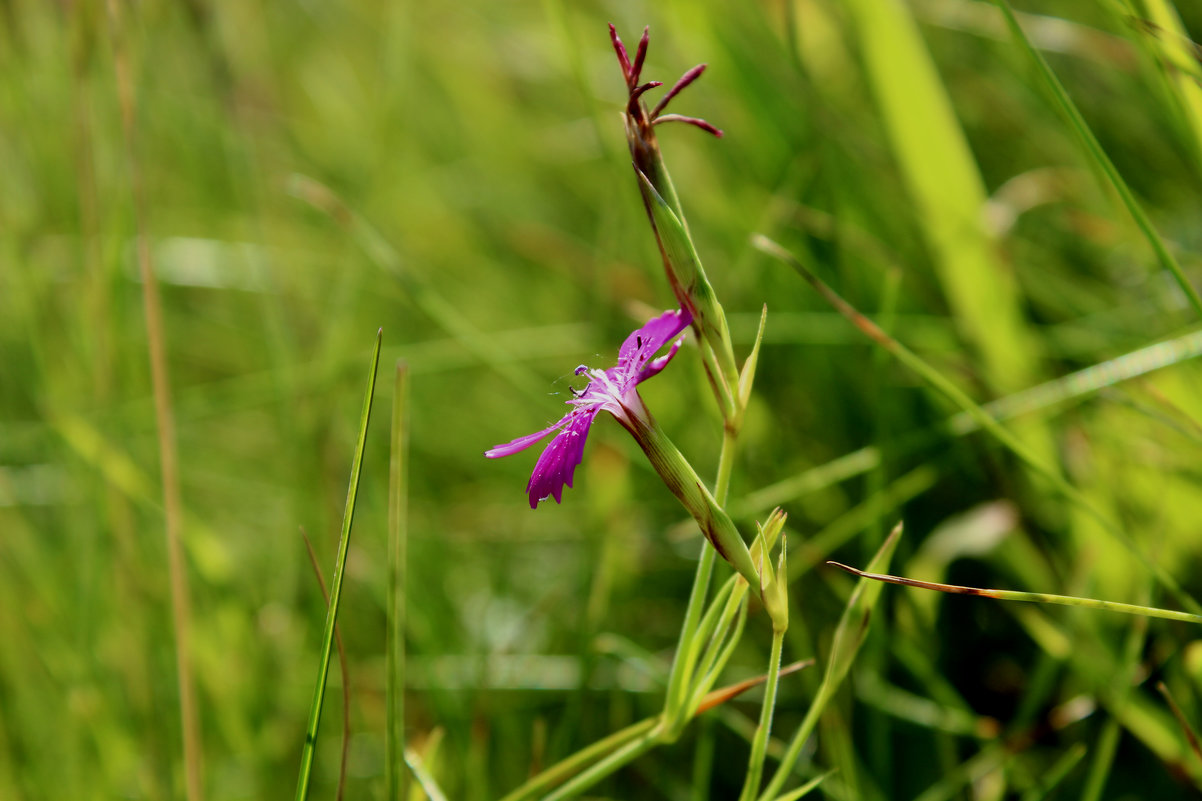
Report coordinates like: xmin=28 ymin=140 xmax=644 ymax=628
xmin=4 ymin=0 xmax=1202 ymax=798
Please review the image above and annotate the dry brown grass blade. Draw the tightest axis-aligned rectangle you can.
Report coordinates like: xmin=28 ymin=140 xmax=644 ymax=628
xmin=104 ymin=2 xmax=201 ymax=798
xmin=1157 ymin=681 xmax=1202 ymax=771
xmin=695 ymin=659 xmax=814 ymax=714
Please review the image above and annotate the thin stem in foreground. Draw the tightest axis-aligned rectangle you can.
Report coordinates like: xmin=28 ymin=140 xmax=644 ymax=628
xmin=301 ymin=531 xmax=350 ymax=801
xmin=738 ymin=628 xmax=785 ymax=801
xmin=294 ymin=331 xmax=382 ymax=801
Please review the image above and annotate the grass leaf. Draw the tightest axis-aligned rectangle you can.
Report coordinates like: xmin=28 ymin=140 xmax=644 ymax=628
xmin=294 ymin=330 xmax=383 ymax=801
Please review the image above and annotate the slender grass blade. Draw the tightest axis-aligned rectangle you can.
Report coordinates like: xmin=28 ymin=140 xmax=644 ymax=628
xmin=294 ymin=330 xmax=383 ymax=801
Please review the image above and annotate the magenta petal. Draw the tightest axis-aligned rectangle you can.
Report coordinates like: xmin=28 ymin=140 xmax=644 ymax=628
xmin=485 ymin=422 xmax=563 ymax=458
xmin=524 ymin=409 xmax=600 ymax=508
xmin=488 ymin=306 xmax=692 ymax=509
xmin=639 ymin=336 xmax=685 ymax=381
xmin=616 ymin=307 xmax=692 ymax=372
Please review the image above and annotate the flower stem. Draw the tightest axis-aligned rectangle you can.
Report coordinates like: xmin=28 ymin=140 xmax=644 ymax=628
xmin=662 ymin=412 xmax=748 ymax=727
xmin=714 ymin=426 xmax=738 ymax=507
xmin=738 ymin=628 xmax=785 ymax=801
xmin=664 ymin=545 xmax=717 ymax=726
xmin=629 ymin=412 xmax=760 ymax=594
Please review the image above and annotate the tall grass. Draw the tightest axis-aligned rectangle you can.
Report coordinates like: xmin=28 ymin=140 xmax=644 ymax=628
xmin=2 ymin=1 xmax=1202 ymax=799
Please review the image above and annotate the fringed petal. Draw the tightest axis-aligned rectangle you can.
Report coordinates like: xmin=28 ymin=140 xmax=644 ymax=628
xmin=524 ymin=408 xmax=600 ymax=508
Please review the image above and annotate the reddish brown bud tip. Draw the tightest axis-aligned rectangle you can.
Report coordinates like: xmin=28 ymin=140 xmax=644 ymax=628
xmin=651 ymin=63 xmax=707 ymax=118
xmin=630 ymin=81 xmax=663 ymax=103
xmin=631 ymin=27 xmax=650 ymax=84
xmin=609 ymin=23 xmax=632 ymax=82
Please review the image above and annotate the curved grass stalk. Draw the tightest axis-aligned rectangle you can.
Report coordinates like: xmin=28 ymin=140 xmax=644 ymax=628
xmin=825 ymin=563 xmax=1202 ymax=625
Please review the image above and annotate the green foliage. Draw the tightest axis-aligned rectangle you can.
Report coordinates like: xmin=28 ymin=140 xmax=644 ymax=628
xmin=3 ymin=1 xmax=1202 ymax=799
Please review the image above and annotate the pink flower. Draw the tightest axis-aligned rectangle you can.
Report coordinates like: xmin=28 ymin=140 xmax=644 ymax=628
xmin=486 ymin=308 xmax=692 ymax=508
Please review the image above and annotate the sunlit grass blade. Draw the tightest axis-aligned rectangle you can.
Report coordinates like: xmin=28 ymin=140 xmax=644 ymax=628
xmin=388 ymin=361 xmax=411 ymax=801
xmin=757 ymin=522 xmax=904 ymax=801
xmin=844 ymin=0 xmax=1041 ymax=395
xmin=294 ymin=330 xmax=382 ymax=801
xmin=753 ymin=234 xmax=1202 ymax=617
xmin=404 ymin=748 xmax=450 ymax=801
xmin=825 ymin=562 xmax=1202 ymax=625
xmin=991 ymin=0 xmax=1202 ymax=318
xmin=300 ymin=530 xmax=350 ymax=801
xmin=1122 ymin=0 xmax=1202 ymax=171
xmin=736 ymin=326 xmax=1202 ymax=516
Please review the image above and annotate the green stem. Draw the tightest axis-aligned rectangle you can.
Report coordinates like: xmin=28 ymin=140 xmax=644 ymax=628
xmin=663 ymin=545 xmax=718 ymax=725
xmin=541 ymin=723 xmax=665 ymax=801
xmin=757 ymin=522 xmax=903 ymax=801
xmin=663 ymin=416 xmax=747 ymax=714
xmin=629 ymin=411 xmax=761 ymax=599
xmin=714 ymin=426 xmax=738 ymax=507
xmin=739 ymin=628 xmax=785 ymax=801
xmin=497 ymin=717 xmax=659 ymax=801
xmin=689 ymin=590 xmax=750 ymax=711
